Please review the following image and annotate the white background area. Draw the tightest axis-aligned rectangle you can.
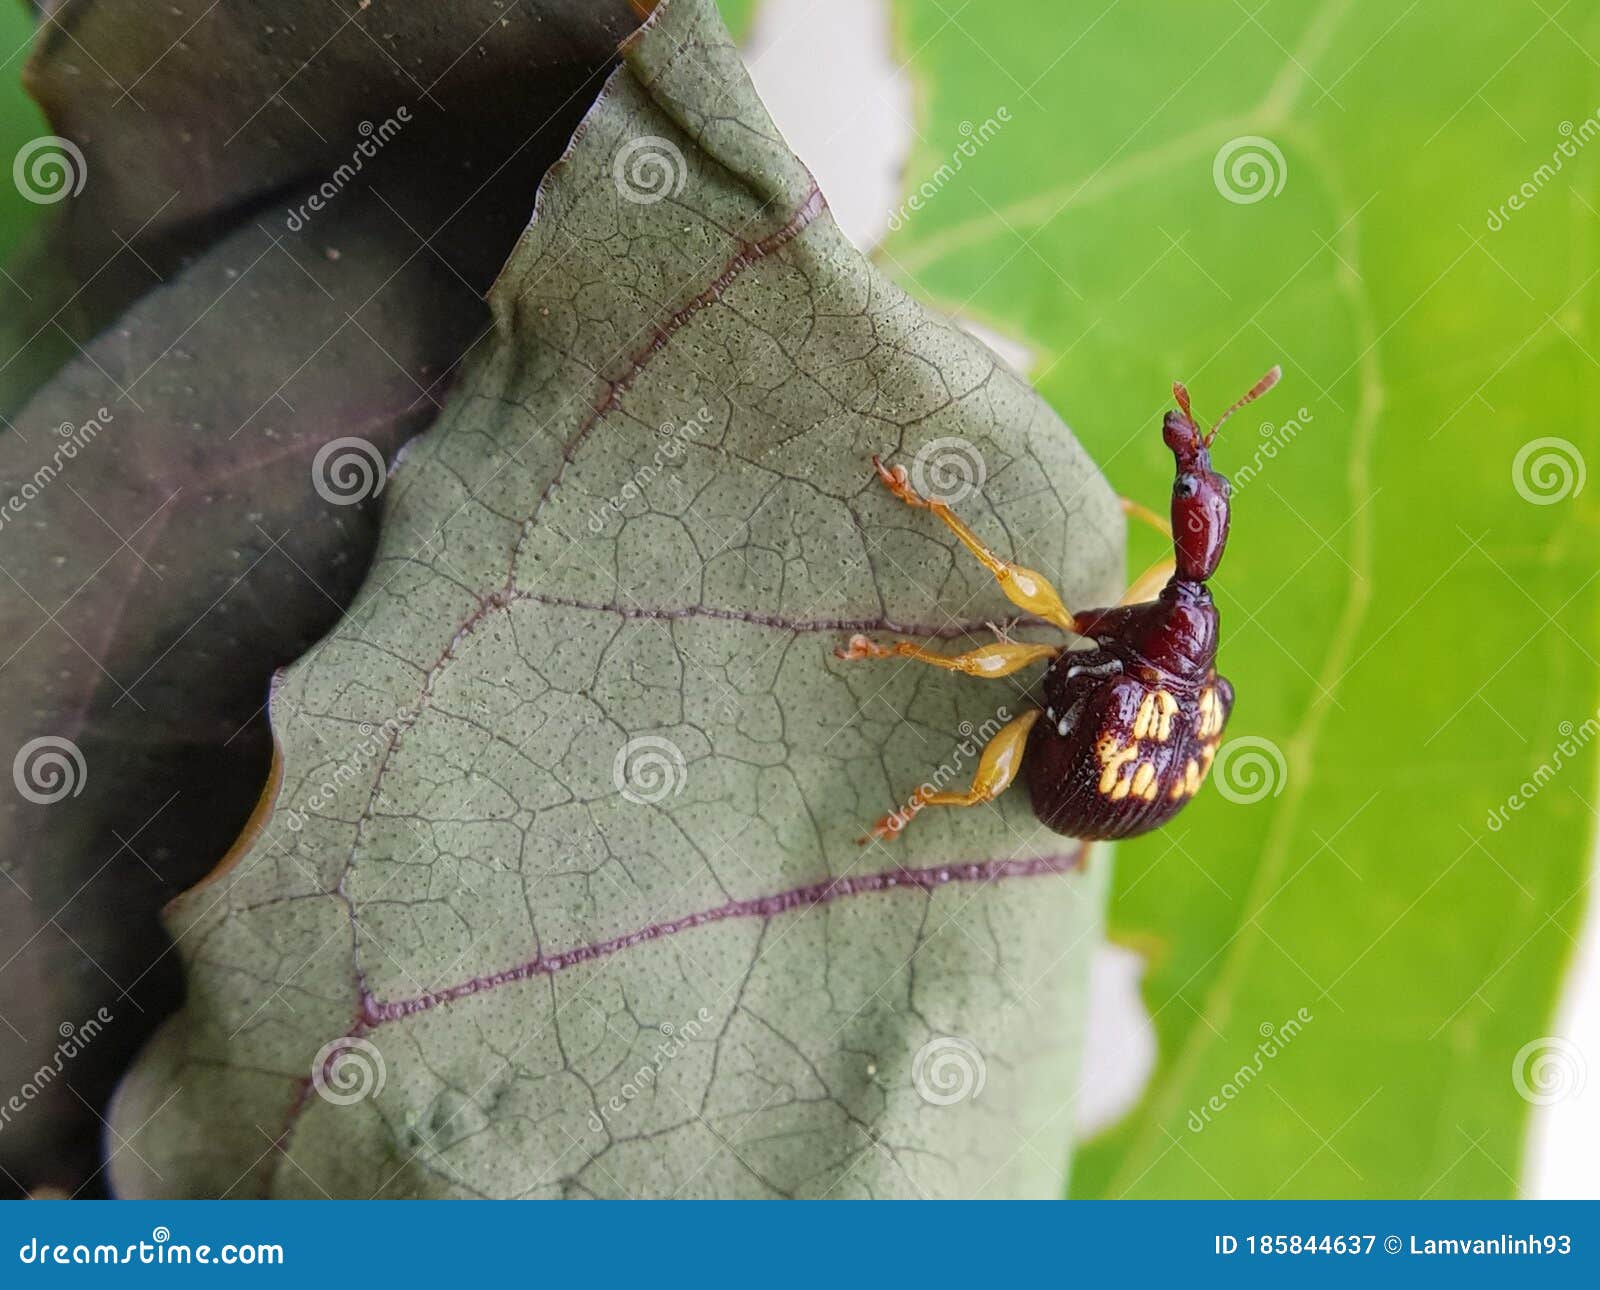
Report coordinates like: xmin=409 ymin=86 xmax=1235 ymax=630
xmin=737 ymin=0 xmax=1598 ymax=1199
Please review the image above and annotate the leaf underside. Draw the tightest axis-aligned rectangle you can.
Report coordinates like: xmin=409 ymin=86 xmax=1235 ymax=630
xmin=108 ymin=0 xmax=1124 ymax=1199
xmin=0 ymin=0 xmax=638 ymax=1193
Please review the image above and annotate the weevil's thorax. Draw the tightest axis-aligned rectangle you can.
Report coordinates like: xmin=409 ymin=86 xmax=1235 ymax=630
xmin=1121 ymin=578 xmax=1219 ymax=683
xmin=1036 ymin=590 xmax=1219 ymax=759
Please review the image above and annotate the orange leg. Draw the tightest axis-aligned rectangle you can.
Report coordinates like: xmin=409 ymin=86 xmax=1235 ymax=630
xmin=875 ymin=458 xmax=1079 ymax=635
xmin=863 ymin=710 xmax=1040 ymax=843
xmin=1119 ymin=496 xmax=1175 ymax=606
xmin=1121 ymin=557 xmax=1176 ymax=606
xmin=836 ymin=633 xmax=1057 ymax=678
xmin=1121 ymin=495 xmax=1171 ymax=540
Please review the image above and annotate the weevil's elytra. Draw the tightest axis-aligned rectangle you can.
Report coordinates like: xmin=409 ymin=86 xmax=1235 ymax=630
xmin=837 ymin=366 xmax=1280 ymax=844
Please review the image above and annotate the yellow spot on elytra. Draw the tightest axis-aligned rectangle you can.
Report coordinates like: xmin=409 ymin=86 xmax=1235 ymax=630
xmin=1155 ymin=690 xmax=1178 ymax=740
xmin=1169 ymin=756 xmax=1204 ymax=800
xmin=1131 ymin=762 xmax=1156 ymax=800
xmin=1197 ymin=688 xmax=1225 ymax=739
xmin=1098 ymin=739 xmax=1140 ymax=795
xmin=1134 ymin=690 xmax=1180 ymax=742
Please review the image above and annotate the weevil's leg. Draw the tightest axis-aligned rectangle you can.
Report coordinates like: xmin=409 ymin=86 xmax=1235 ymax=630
xmin=1120 ymin=557 xmax=1176 ymax=606
xmin=1121 ymin=496 xmax=1172 ymax=540
xmin=862 ymin=710 xmax=1040 ymax=843
xmin=836 ymin=633 xmax=1057 ymax=678
xmin=873 ymin=457 xmax=1078 ymax=634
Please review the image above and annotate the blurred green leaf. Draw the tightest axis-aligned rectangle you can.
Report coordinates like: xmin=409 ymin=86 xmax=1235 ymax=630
xmin=886 ymin=0 xmax=1598 ymax=1198
xmin=716 ymin=0 xmax=761 ymax=39
xmin=0 ymin=5 xmax=44 ymax=263
xmin=0 ymin=5 xmax=60 ymax=413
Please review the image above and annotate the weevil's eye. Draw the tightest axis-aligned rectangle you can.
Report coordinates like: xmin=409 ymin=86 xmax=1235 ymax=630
xmin=1175 ymin=474 xmax=1199 ymax=498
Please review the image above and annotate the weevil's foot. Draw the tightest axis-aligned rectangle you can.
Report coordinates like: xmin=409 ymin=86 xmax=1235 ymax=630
xmin=858 ymin=815 xmax=902 ymax=845
xmin=858 ymin=800 xmax=920 ymax=844
xmin=870 ymin=455 xmax=924 ymax=507
xmin=835 ymin=633 xmax=887 ymax=662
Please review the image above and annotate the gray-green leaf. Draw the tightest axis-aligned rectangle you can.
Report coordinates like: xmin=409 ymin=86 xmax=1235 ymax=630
xmin=109 ymin=0 xmax=1122 ymax=1199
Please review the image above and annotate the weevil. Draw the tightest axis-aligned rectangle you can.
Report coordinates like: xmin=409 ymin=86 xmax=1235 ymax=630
xmin=837 ymin=367 xmax=1281 ymax=843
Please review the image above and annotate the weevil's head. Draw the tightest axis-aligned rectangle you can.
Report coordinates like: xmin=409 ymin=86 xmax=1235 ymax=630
xmin=1162 ymin=366 xmax=1281 ymax=582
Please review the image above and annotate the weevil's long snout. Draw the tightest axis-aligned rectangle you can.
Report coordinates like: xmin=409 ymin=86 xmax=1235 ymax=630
xmin=1163 ymin=379 xmax=1204 ymax=461
xmin=1161 ymin=365 xmax=1281 ymax=582
xmin=1162 ymin=408 xmax=1203 ymax=461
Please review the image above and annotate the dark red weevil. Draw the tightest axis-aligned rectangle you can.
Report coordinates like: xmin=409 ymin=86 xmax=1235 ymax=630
xmin=837 ymin=366 xmax=1281 ymax=843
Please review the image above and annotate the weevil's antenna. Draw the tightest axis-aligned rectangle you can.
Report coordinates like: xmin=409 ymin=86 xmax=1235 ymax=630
xmin=1171 ymin=380 xmax=1196 ymax=425
xmin=1206 ymin=365 xmax=1282 ymax=444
